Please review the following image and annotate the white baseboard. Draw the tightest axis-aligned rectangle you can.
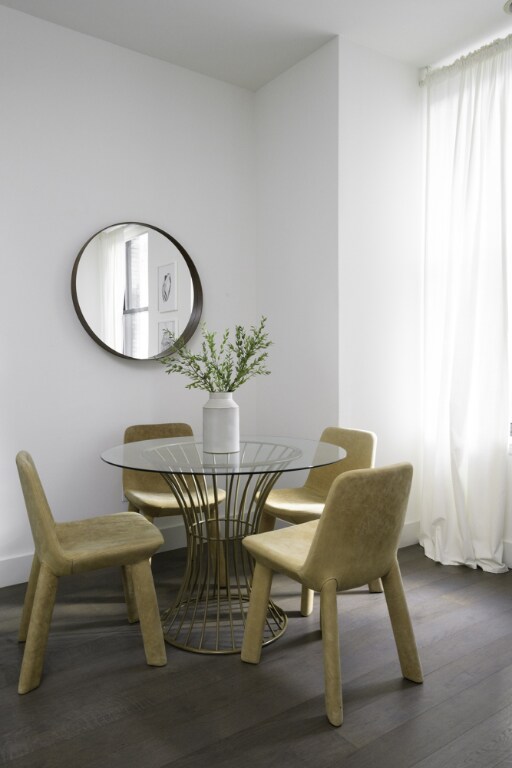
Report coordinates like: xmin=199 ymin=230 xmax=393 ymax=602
xmin=399 ymin=520 xmax=420 ymax=549
xmin=0 ymin=552 xmax=34 ymax=589
xmin=156 ymin=516 xmax=187 ymax=551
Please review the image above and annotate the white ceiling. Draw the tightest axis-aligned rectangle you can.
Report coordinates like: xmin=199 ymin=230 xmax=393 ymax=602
xmin=1 ymin=0 xmax=512 ymax=90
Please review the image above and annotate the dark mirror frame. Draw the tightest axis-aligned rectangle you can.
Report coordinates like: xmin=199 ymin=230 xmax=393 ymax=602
xmin=71 ymin=222 xmax=203 ymax=361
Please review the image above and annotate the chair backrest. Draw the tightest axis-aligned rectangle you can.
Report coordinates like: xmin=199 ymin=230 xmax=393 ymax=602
xmin=16 ymin=451 xmax=68 ymax=573
xmin=304 ymin=427 xmax=377 ymax=498
xmin=123 ymin=423 xmax=193 ymax=494
xmin=301 ymin=463 xmax=413 ymax=591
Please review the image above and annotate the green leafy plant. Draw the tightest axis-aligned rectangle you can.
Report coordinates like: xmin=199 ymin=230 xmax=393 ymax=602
xmin=160 ymin=316 xmax=272 ymax=392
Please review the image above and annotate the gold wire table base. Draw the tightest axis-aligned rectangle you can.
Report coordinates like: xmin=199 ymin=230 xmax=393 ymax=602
xmin=162 ymin=594 xmax=287 ymax=654
xmin=160 ymin=467 xmax=288 ymax=654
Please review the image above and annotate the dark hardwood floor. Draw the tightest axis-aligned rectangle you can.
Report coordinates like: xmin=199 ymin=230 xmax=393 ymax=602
xmin=1 ymin=544 xmax=511 ymax=767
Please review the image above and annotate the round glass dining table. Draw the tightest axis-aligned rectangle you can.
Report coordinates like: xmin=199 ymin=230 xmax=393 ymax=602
xmin=102 ymin=435 xmax=345 ymax=654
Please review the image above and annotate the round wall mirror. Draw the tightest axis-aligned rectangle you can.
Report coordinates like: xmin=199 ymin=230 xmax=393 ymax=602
xmin=71 ymin=222 xmax=203 ymax=360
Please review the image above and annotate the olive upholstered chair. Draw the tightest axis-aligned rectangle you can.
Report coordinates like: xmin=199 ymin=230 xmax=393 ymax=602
xmin=123 ymin=422 xmax=194 ymax=521
xmin=259 ymin=427 xmax=378 ymax=615
xmin=241 ymin=463 xmax=423 ymax=726
xmin=16 ymin=451 xmax=167 ymax=695
xmin=123 ymin=422 xmax=225 ymax=521
xmin=123 ymin=422 xmax=227 ymax=602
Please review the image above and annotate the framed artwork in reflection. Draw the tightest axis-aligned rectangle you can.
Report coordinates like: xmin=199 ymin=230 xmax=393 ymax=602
xmin=159 ymin=319 xmax=178 ymax=353
xmin=158 ymin=262 xmax=177 ymax=311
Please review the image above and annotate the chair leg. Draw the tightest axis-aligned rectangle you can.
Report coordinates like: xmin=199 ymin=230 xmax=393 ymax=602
xmin=382 ymin=560 xmax=423 ymax=683
xmin=121 ymin=565 xmax=139 ymax=624
xmin=241 ymin=561 xmax=273 ymax=664
xmin=19 ymin=555 xmax=41 ymax=642
xmin=18 ymin=563 xmax=58 ymax=694
xmin=257 ymin=511 xmax=276 ymax=534
xmin=368 ymin=579 xmax=383 ymax=593
xmin=131 ymin=560 xmax=167 ymax=667
xmin=320 ymin=579 xmax=343 ymax=726
xmin=300 ymin=585 xmax=314 ymax=616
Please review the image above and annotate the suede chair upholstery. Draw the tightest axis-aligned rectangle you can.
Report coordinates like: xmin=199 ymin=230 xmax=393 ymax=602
xmin=241 ymin=463 xmax=423 ymax=727
xmin=123 ymin=422 xmax=225 ymax=520
xmin=259 ymin=427 xmax=377 ymax=615
xmin=16 ymin=451 xmax=167 ymax=695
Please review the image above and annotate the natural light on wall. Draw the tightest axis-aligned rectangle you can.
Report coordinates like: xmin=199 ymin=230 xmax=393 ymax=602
xmin=419 ymin=34 xmax=512 ymax=573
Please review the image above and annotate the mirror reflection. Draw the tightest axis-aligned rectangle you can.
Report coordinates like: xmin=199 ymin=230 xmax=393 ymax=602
xmin=72 ymin=223 xmax=202 ymax=360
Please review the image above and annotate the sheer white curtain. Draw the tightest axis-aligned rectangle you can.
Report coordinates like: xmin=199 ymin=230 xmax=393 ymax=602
xmin=420 ymin=37 xmax=512 ymax=573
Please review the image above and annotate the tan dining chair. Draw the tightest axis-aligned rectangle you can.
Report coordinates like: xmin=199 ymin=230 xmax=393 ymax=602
xmin=259 ymin=427 xmax=377 ymax=615
xmin=123 ymin=422 xmax=194 ymax=520
xmin=16 ymin=451 xmax=167 ymax=695
xmin=123 ymin=422 xmax=227 ymax=601
xmin=123 ymin=422 xmax=225 ymax=521
xmin=241 ymin=462 xmax=423 ymax=726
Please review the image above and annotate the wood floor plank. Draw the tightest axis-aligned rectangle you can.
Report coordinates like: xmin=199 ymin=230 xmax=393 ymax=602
xmin=325 ymin=663 xmax=512 ymax=768
xmin=412 ymin=701 xmax=512 ymax=768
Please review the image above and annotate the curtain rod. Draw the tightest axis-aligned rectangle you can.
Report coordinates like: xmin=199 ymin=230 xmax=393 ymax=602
xmin=419 ymin=32 xmax=512 ymax=86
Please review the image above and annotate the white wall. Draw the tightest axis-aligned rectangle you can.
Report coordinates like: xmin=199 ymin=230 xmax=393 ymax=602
xmin=0 ymin=9 xmax=432 ymax=587
xmin=0 ymin=6 xmax=257 ymax=586
xmin=250 ymin=36 xmax=424 ymax=547
xmin=0 ymin=11 xmax=343 ymax=587
xmin=338 ymin=39 xmax=424 ymax=540
xmin=252 ymin=39 xmax=340 ymax=439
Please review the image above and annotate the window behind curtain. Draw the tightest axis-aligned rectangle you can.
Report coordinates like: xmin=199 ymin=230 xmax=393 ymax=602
xmin=123 ymin=233 xmax=149 ymax=358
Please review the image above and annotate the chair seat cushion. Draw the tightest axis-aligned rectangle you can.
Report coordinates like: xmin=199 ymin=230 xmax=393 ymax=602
xmin=243 ymin=520 xmax=319 ymax=584
xmin=55 ymin=512 xmax=164 ymax=574
xmin=125 ymin=490 xmax=182 ymax=515
xmin=125 ymin=488 xmax=226 ymax=517
xmin=264 ymin=487 xmax=325 ymax=523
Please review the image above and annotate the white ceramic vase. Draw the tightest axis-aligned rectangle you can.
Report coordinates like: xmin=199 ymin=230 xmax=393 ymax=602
xmin=203 ymin=392 xmax=240 ymax=453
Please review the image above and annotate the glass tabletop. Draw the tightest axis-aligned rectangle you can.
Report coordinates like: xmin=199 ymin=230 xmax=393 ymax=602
xmin=101 ymin=435 xmax=346 ymax=476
